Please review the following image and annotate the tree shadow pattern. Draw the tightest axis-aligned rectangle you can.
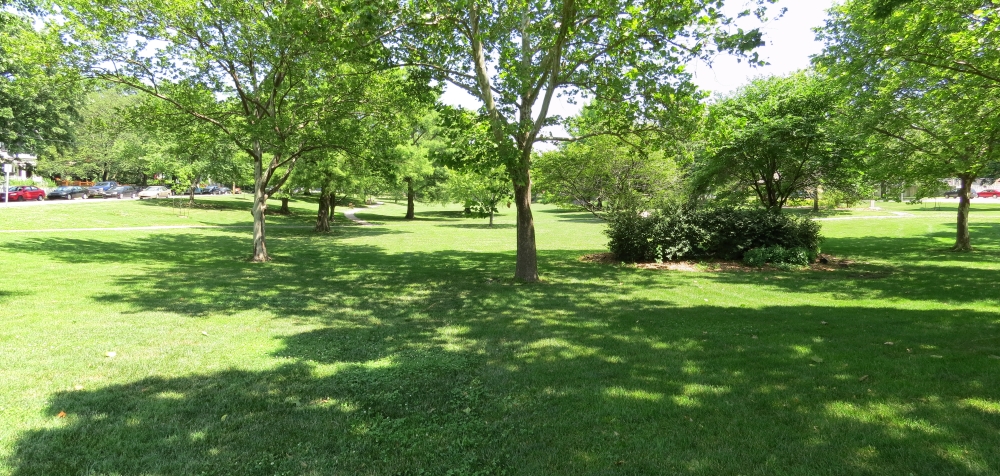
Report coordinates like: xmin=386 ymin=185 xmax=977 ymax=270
xmin=5 ymin=225 xmax=1000 ymax=474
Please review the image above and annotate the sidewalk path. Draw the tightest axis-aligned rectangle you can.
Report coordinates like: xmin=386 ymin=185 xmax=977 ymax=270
xmin=343 ymin=201 xmax=383 ymax=226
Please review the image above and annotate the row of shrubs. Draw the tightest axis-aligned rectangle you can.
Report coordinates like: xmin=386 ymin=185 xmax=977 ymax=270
xmin=606 ymin=206 xmax=822 ymax=266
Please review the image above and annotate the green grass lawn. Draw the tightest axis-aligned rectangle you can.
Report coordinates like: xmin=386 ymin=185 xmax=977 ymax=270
xmin=1 ymin=198 xmax=998 ymax=475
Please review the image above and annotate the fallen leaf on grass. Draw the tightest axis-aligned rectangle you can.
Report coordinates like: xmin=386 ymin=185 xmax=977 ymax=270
xmin=105 ymin=351 xmax=117 ymax=358
xmin=57 ymin=411 xmax=66 ymax=418
xmin=811 ymin=357 xmax=824 ymax=363
xmin=73 ymin=384 xmax=84 ymax=391
xmin=989 ymin=355 xmax=1000 ymax=360
xmin=884 ymin=342 xmax=893 ymax=346
xmin=858 ymin=375 xmax=869 ymax=382
xmin=931 ymin=355 xmax=943 ymax=358
xmin=821 ymin=321 xmax=828 ymax=325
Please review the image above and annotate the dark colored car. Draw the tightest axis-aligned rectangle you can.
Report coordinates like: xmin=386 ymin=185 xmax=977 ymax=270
xmin=976 ymin=189 xmax=1000 ymax=198
xmin=204 ymin=185 xmax=231 ymax=195
xmin=4 ymin=185 xmax=46 ymax=201
xmin=104 ymin=185 xmax=138 ymax=199
xmin=944 ymin=189 xmax=979 ymax=199
xmin=47 ymin=186 xmax=89 ymax=200
xmin=87 ymin=181 xmax=120 ymax=197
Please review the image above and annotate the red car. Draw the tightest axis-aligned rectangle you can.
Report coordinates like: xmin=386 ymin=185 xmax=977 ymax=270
xmin=3 ymin=185 xmax=46 ymax=201
xmin=977 ymin=189 xmax=1000 ymax=198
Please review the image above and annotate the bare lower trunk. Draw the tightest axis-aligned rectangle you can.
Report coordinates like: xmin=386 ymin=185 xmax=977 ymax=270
xmin=953 ymin=175 xmax=973 ymax=251
xmin=251 ymin=164 xmax=269 ymax=262
xmin=279 ymin=197 xmax=290 ymax=214
xmin=329 ymin=191 xmax=336 ymax=220
xmin=513 ymin=180 xmax=538 ymax=282
xmin=489 ymin=209 xmax=494 ymax=228
xmin=405 ymin=177 xmax=415 ymax=220
xmin=812 ymin=186 xmax=820 ymax=212
xmin=316 ymin=186 xmax=331 ymax=232
xmin=189 ymin=176 xmax=199 ymax=206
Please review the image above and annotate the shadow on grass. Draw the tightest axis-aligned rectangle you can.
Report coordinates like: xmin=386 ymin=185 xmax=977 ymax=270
xmin=10 ymin=303 xmax=1000 ymax=474
xmin=6 ymin=230 xmax=1000 ymax=473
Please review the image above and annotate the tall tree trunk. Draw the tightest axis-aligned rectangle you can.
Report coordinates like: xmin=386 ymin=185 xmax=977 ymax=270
xmin=251 ymin=158 xmax=269 ymax=262
xmin=189 ymin=176 xmax=199 ymax=206
xmin=405 ymin=177 xmax=415 ymax=219
xmin=316 ymin=185 xmax=331 ymax=232
xmin=489 ymin=209 xmax=494 ymax=228
xmin=279 ymin=196 xmax=290 ymax=214
xmin=813 ymin=186 xmax=820 ymax=212
xmin=513 ymin=179 xmax=539 ymax=282
xmin=953 ymin=174 xmax=973 ymax=251
xmin=329 ymin=191 xmax=336 ymax=220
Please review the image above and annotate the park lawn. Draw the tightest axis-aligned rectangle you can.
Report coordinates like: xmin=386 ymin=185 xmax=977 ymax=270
xmin=0 ymin=195 xmax=326 ymax=231
xmin=1 ymin=198 xmax=998 ymax=475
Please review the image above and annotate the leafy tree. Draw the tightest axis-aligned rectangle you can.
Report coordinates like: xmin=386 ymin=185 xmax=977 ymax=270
xmin=57 ymin=0 xmax=403 ymax=261
xmin=0 ymin=10 xmax=80 ymax=155
xmin=393 ymin=109 xmax=451 ymax=219
xmin=535 ymin=103 xmax=685 ymax=217
xmin=37 ymin=88 xmax=155 ymax=184
xmin=448 ymin=166 xmax=510 ymax=227
xmin=695 ymin=72 xmax=856 ymax=210
xmin=136 ymin=98 xmax=249 ymax=204
xmin=817 ymin=0 xmax=1000 ymax=250
xmin=398 ymin=0 xmax=774 ymax=281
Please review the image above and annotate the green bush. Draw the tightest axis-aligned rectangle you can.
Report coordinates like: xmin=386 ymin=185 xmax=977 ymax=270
xmin=743 ymin=245 xmax=811 ymax=268
xmin=606 ymin=206 xmax=821 ymax=263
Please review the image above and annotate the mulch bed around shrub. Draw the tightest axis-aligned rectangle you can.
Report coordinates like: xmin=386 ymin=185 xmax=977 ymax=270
xmin=580 ymin=252 xmax=857 ymax=272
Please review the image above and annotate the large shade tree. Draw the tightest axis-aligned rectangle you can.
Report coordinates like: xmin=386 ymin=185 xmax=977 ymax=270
xmin=56 ymin=0 xmax=402 ymax=261
xmin=0 ymin=10 xmax=79 ymax=155
xmin=694 ymin=72 xmax=856 ymax=210
xmin=398 ymin=0 xmax=775 ymax=281
xmin=817 ymin=0 xmax=1000 ymax=250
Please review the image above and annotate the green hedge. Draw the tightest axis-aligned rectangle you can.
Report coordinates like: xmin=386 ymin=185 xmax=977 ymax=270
xmin=606 ymin=207 xmax=822 ymax=263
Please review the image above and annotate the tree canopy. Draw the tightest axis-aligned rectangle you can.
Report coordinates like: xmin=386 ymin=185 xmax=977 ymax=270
xmin=695 ymin=72 xmax=857 ymax=210
xmin=817 ymin=0 xmax=1000 ymax=250
xmin=397 ymin=0 xmax=775 ymax=281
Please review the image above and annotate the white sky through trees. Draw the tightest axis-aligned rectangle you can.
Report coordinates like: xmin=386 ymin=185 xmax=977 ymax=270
xmin=439 ymin=0 xmax=839 ymax=131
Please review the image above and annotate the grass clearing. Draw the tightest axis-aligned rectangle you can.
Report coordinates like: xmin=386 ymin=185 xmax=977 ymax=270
xmin=1 ymin=198 xmax=999 ymax=474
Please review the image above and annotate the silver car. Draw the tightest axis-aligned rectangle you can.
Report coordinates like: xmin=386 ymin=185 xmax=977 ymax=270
xmin=138 ymin=186 xmax=172 ymax=199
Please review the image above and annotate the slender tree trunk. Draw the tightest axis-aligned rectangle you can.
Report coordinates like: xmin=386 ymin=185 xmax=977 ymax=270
xmin=189 ymin=176 xmax=199 ymax=206
xmin=813 ymin=186 xmax=820 ymax=212
xmin=513 ymin=179 xmax=539 ymax=282
xmin=953 ymin=175 xmax=973 ymax=251
xmin=489 ymin=209 xmax=494 ymax=228
xmin=279 ymin=196 xmax=290 ymax=214
xmin=251 ymin=158 xmax=269 ymax=262
xmin=329 ymin=191 xmax=336 ymax=220
xmin=405 ymin=177 xmax=415 ymax=219
xmin=316 ymin=185 xmax=331 ymax=232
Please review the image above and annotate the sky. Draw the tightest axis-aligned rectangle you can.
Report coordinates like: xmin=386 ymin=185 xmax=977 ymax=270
xmin=439 ymin=0 xmax=840 ymax=121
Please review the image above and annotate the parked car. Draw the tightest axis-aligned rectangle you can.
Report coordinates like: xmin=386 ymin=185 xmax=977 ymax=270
xmin=4 ymin=185 xmax=46 ymax=201
xmin=104 ymin=185 xmax=138 ymax=199
xmin=204 ymin=185 xmax=231 ymax=195
xmin=138 ymin=186 xmax=172 ymax=199
xmin=944 ymin=189 xmax=979 ymax=198
xmin=976 ymin=189 xmax=1000 ymax=198
xmin=87 ymin=181 xmax=120 ymax=197
xmin=47 ymin=186 xmax=89 ymax=200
